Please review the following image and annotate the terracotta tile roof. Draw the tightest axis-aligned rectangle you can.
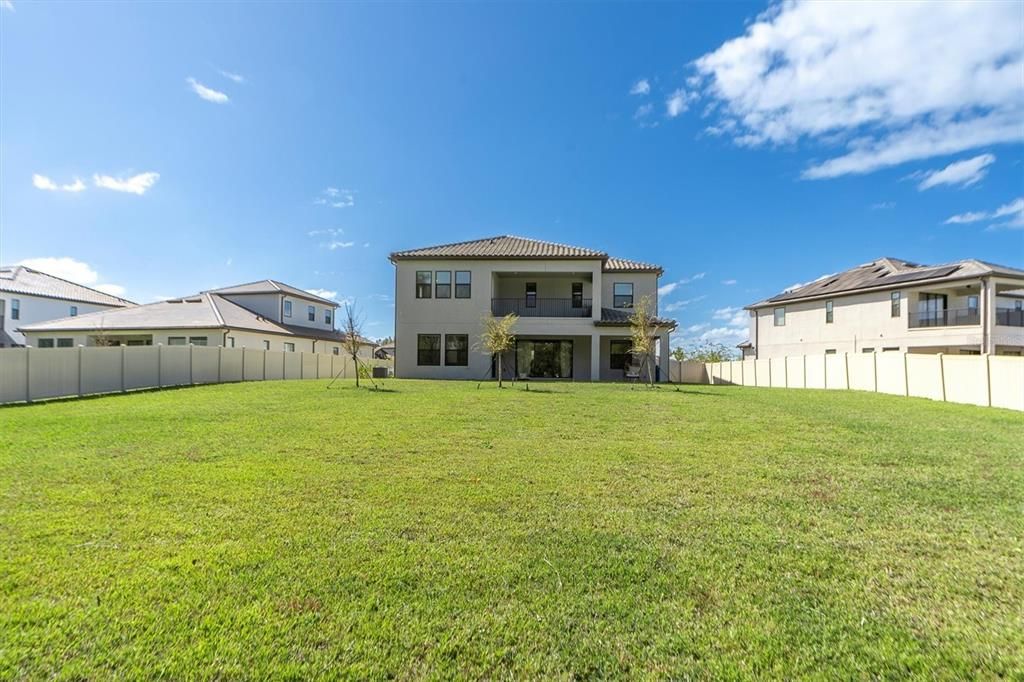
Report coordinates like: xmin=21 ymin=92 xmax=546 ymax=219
xmin=0 ymin=265 xmax=133 ymax=307
xmin=748 ymin=257 xmax=1024 ymax=309
xmin=390 ymin=235 xmax=664 ymax=274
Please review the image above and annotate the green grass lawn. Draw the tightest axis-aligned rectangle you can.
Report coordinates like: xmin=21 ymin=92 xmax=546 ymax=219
xmin=1 ymin=380 xmax=1022 ymax=678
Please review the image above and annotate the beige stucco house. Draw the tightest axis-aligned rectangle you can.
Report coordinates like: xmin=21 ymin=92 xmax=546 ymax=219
xmin=390 ymin=236 xmax=676 ymax=381
xmin=19 ymin=279 xmax=375 ymax=357
xmin=744 ymin=257 xmax=1024 ymax=359
xmin=1 ymin=265 xmax=133 ymax=347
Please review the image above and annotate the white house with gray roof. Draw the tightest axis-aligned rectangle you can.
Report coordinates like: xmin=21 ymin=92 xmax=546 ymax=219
xmin=1 ymin=265 xmax=133 ymax=348
xmin=744 ymin=257 xmax=1024 ymax=358
xmin=390 ymin=235 xmax=676 ymax=381
xmin=19 ymin=279 xmax=375 ymax=357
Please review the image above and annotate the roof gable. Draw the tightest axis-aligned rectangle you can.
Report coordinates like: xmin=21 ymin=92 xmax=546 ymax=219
xmin=390 ymin=235 xmax=607 ymax=260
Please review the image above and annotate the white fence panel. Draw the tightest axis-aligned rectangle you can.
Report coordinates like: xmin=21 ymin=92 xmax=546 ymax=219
xmin=785 ymin=356 xmax=805 ymax=388
xmin=825 ymin=353 xmax=847 ymax=390
xmin=0 ymin=348 xmax=28 ymax=403
xmin=160 ymin=346 xmax=191 ymax=387
xmin=805 ymin=355 xmax=826 ymax=389
xmin=769 ymin=358 xmax=787 ymax=388
xmin=125 ymin=347 xmax=159 ymax=390
xmin=81 ymin=347 xmax=123 ymax=395
xmin=318 ymin=353 xmax=332 ymax=379
xmin=221 ymin=348 xmax=244 ymax=383
xmin=284 ymin=352 xmax=302 ymax=380
xmin=847 ymin=353 xmax=876 ymax=393
xmin=264 ymin=351 xmax=284 ymax=381
xmin=875 ymin=352 xmax=907 ymax=396
xmin=906 ymin=354 xmax=944 ymax=401
xmin=989 ymin=356 xmax=1024 ymax=411
xmin=941 ymin=355 xmax=989 ymax=407
xmin=243 ymin=349 xmax=263 ymax=381
xmin=301 ymin=352 xmax=318 ymax=380
xmin=28 ymin=348 xmax=79 ymax=401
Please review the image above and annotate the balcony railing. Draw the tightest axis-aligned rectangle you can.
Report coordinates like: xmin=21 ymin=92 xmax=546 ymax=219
xmin=908 ymin=307 xmax=979 ymax=328
xmin=996 ymin=308 xmax=1024 ymax=327
xmin=491 ymin=298 xmax=592 ymax=318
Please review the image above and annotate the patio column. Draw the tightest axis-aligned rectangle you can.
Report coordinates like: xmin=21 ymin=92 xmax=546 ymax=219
xmin=982 ymin=277 xmax=996 ymax=354
xmin=658 ymin=330 xmax=670 ymax=382
xmin=590 ymin=334 xmax=601 ymax=381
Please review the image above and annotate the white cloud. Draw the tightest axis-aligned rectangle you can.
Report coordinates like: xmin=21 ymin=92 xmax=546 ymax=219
xmin=674 ymin=304 xmax=750 ymax=349
xmin=93 ymin=172 xmax=160 ymax=195
xmin=690 ymin=1 xmax=1024 ymax=178
xmin=187 ymin=77 xmax=229 ymax=104
xmin=1 ymin=1 xmax=13 ymax=11
xmin=305 ymin=288 xmax=338 ymax=301
xmin=33 ymin=174 xmax=85 ymax=192
xmin=658 ymin=272 xmax=705 ymax=296
xmin=722 ymin=279 xmax=737 ymax=285
xmin=363 ymin=242 xmax=371 ymax=248
xmin=634 ymin=103 xmax=653 ymax=120
xmin=316 ymin=187 xmax=355 ymax=208
xmin=308 ymin=228 xmax=344 ymax=237
xmin=870 ymin=201 xmax=895 ymax=210
xmin=663 ymin=295 xmax=707 ymax=312
xmin=219 ymin=69 xmax=245 ymax=83
xmin=17 ymin=257 xmax=126 ymax=297
xmin=944 ymin=197 xmax=1024 ymax=230
xmin=666 ymin=89 xmax=691 ymax=118
xmin=917 ymin=153 xmax=995 ymax=191
xmin=325 ymin=241 xmax=355 ymax=250
xmin=630 ymin=79 xmax=651 ymax=95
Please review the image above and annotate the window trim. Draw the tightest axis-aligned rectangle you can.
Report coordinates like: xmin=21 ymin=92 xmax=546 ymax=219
xmin=417 ymin=333 xmax=441 ymax=366
xmin=263 ymin=340 xmax=271 ymax=350
xmin=308 ymin=305 xmax=316 ymax=322
xmin=70 ymin=305 xmax=78 ymax=317
xmin=572 ymin=282 xmax=583 ymax=308
xmin=891 ymin=291 xmax=901 ymax=318
xmin=455 ymin=270 xmax=472 ymax=299
xmin=37 ymin=338 xmax=55 ymax=348
xmin=284 ymin=300 xmax=293 ymax=318
xmin=227 ymin=336 xmax=235 ymax=348
xmin=57 ymin=338 xmax=74 ymax=348
xmin=525 ymin=282 xmax=537 ymax=308
xmin=167 ymin=336 xmax=187 ymax=346
xmin=188 ymin=336 xmax=208 ymax=346
xmin=325 ymin=309 xmax=332 ymax=326
xmin=773 ymin=307 xmax=786 ymax=327
xmin=444 ymin=333 xmax=469 ymax=366
xmin=609 ymin=339 xmax=631 ymax=370
xmin=613 ymin=282 xmax=634 ymax=309
xmin=11 ymin=298 xmax=20 ymax=320
xmin=283 ymin=342 xmax=295 ymax=352
xmin=416 ymin=271 xmax=433 ymax=299
xmin=825 ymin=300 xmax=834 ymax=324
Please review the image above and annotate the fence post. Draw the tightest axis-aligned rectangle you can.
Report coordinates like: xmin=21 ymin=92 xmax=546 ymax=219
xmin=157 ymin=344 xmax=162 ymax=388
xmin=263 ymin=350 xmax=268 ymax=381
xmin=218 ymin=346 xmax=223 ymax=384
xmin=189 ymin=344 xmax=194 ymax=385
xmin=843 ymin=352 xmax=850 ymax=390
xmin=802 ymin=354 xmax=807 ymax=388
xmin=903 ymin=352 xmax=910 ymax=396
xmin=872 ymin=351 xmax=878 ymax=393
xmin=823 ymin=355 xmax=828 ymax=390
xmin=242 ymin=348 xmax=246 ymax=382
xmin=985 ymin=354 xmax=992 ymax=407
xmin=938 ymin=353 xmax=946 ymax=402
xmin=121 ymin=344 xmax=127 ymax=393
xmin=77 ymin=345 xmax=84 ymax=397
xmin=767 ymin=359 xmax=771 ymax=387
xmin=25 ymin=347 xmax=31 ymax=403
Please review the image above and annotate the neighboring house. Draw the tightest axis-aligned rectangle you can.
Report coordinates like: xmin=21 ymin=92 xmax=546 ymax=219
xmin=1 ymin=265 xmax=133 ymax=348
xmin=743 ymin=257 xmax=1024 ymax=358
xmin=19 ymin=279 xmax=376 ymax=357
xmin=389 ymin=235 xmax=676 ymax=381
xmin=374 ymin=344 xmax=395 ymax=360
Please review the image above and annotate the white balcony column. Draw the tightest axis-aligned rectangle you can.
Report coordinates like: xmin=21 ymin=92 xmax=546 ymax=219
xmin=590 ymin=333 xmax=601 ymax=381
xmin=983 ymin=277 xmax=996 ymax=354
xmin=659 ymin=330 xmax=670 ymax=382
xmin=591 ymin=264 xmax=603 ymax=320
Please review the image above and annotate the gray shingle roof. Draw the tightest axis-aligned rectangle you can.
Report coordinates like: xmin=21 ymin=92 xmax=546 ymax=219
xmin=389 ymin=235 xmax=664 ymax=274
xmin=748 ymin=257 xmax=1024 ymax=309
xmin=207 ymin=280 xmax=338 ymax=306
xmin=594 ymin=307 xmax=676 ymax=328
xmin=0 ymin=266 xmax=133 ymax=307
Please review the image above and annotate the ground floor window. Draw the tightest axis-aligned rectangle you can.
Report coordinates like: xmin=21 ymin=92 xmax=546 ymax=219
xmin=57 ymin=338 xmax=74 ymax=348
xmin=189 ymin=337 xmax=208 ymax=346
xmin=515 ymin=339 xmax=573 ymax=378
xmin=37 ymin=338 xmax=54 ymax=348
xmin=168 ymin=337 xmax=187 ymax=346
xmin=417 ymin=334 xmax=441 ymax=365
xmin=445 ymin=334 xmax=469 ymax=366
xmin=883 ymin=346 xmax=899 ymax=352
xmin=284 ymin=342 xmax=295 ymax=352
xmin=862 ymin=347 xmax=874 ymax=353
xmin=609 ymin=340 xmax=631 ymax=370
xmin=332 ymin=346 xmax=339 ymax=355
xmin=825 ymin=349 xmax=837 ymax=355
xmin=227 ymin=336 xmax=235 ymax=348
xmin=263 ymin=340 xmax=270 ymax=350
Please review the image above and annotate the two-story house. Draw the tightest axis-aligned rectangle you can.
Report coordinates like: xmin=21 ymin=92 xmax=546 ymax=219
xmin=744 ymin=257 xmax=1024 ymax=359
xmin=1 ymin=265 xmax=133 ymax=347
xmin=19 ymin=279 xmax=375 ymax=356
xmin=390 ymin=236 xmax=676 ymax=381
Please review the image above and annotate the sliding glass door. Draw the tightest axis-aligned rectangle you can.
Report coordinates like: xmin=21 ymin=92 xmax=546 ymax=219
xmin=515 ymin=340 xmax=573 ymax=379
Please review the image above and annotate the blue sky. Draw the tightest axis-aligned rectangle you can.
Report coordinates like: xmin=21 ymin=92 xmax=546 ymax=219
xmin=1 ymin=1 xmax=1021 ymax=346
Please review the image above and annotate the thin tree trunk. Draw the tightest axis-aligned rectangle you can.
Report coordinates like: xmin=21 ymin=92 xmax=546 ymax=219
xmin=497 ymin=354 xmax=503 ymax=388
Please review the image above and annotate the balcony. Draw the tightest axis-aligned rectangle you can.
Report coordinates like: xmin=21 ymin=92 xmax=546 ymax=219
xmin=908 ymin=307 xmax=979 ymax=328
xmin=996 ymin=308 xmax=1024 ymax=327
xmin=491 ymin=298 xmax=592 ymax=318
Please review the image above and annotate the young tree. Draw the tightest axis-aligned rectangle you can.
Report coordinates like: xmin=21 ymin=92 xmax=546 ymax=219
xmin=479 ymin=313 xmax=518 ymax=388
xmin=628 ymin=295 xmax=667 ymax=387
xmin=342 ymin=301 xmax=368 ymax=388
xmin=670 ymin=346 xmax=687 ymax=382
xmin=686 ymin=341 xmax=735 ymax=363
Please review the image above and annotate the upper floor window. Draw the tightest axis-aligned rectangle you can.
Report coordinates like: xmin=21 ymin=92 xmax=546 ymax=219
xmin=11 ymin=299 xmax=20 ymax=320
xmin=891 ymin=291 xmax=901 ymax=318
xmin=325 ymin=309 xmax=332 ymax=326
xmin=572 ymin=283 xmax=583 ymax=308
xmin=417 ymin=334 xmax=440 ymax=365
xmin=70 ymin=305 xmax=78 ymax=317
xmin=416 ymin=271 xmax=432 ymax=299
xmin=967 ymin=295 xmax=979 ymax=311
xmin=525 ymin=283 xmax=537 ymax=308
xmin=455 ymin=271 xmax=472 ymax=298
xmin=613 ymin=283 xmax=633 ymax=309
xmin=435 ymin=271 xmax=452 ymax=299
xmin=774 ymin=307 xmax=786 ymax=326
xmin=308 ymin=305 xmax=316 ymax=322
xmin=1016 ymin=300 xmax=1023 ymax=311
xmin=825 ymin=300 xmax=834 ymax=324
xmin=284 ymin=300 xmax=292 ymax=317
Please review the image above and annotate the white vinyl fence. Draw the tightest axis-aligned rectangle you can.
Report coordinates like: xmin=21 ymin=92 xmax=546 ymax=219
xmin=0 ymin=346 xmax=387 ymax=405
xmin=674 ymin=352 xmax=1023 ymax=411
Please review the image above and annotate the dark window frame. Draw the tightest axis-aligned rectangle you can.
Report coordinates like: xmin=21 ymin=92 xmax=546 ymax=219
xmin=417 ymin=333 xmax=441 ymax=366
xmin=262 ymin=340 xmax=270 ymax=350
xmin=325 ymin=309 xmax=332 ymax=326
xmin=444 ymin=334 xmax=469 ymax=366
xmin=57 ymin=338 xmax=74 ymax=348
xmin=70 ymin=305 xmax=78 ymax=317
xmin=613 ymin=282 xmax=634 ymax=309
xmin=609 ymin=339 xmax=631 ymax=370
xmin=455 ymin=271 xmax=472 ymax=298
xmin=525 ymin=282 xmax=537 ymax=308
xmin=572 ymin=282 xmax=584 ymax=308
xmin=168 ymin=336 xmax=187 ymax=346
xmin=284 ymin=342 xmax=296 ymax=352
xmin=774 ymin=307 xmax=786 ymax=327
xmin=416 ymin=271 xmax=432 ymax=299
xmin=38 ymin=338 xmax=55 ymax=348
xmin=825 ymin=300 xmax=834 ymax=324
xmin=284 ymin=300 xmax=293 ymax=318
xmin=11 ymin=298 xmax=20 ymax=320
xmin=435 ymin=271 xmax=452 ymax=299
xmin=308 ymin=305 xmax=316 ymax=322
xmin=891 ymin=291 xmax=901 ymax=318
